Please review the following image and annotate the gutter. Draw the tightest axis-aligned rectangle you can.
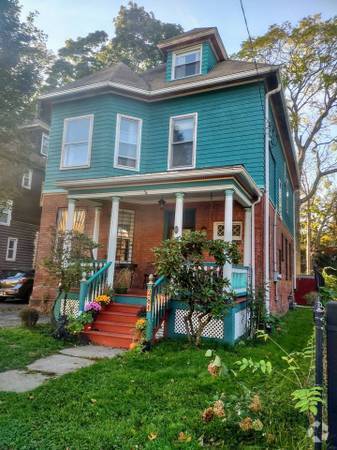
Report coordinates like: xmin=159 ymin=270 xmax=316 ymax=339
xmin=264 ymin=83 xmax=281 ymax=315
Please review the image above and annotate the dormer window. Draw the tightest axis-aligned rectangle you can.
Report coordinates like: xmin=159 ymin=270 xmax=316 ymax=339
xmin=172 ymin=47 xmax=201 ymax=80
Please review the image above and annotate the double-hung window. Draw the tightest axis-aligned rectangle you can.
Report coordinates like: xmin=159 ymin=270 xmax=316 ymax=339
xmin=61 ymin=115 xmax=93 ymax=169
xmin=169 ymin=113 xmax=197 ymax=170
xmin=6 ymin=237 xmax=18 ymax=261
xmin=22 ymin=169 xmax=33 ymax=189
xmin=41 ymin=133 xmax=49 ymax=157
xmin=0 ymin=200 xmax=13 ymax=226
xmin=114 ymin=114 xmax=142 ymax=170
xmin=172 ymin=48 xmax=201 ymax=80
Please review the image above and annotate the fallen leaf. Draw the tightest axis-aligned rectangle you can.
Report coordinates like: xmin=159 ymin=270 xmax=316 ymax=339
xmin=90 ymin=398 xmax=97 ymax=404
xmin=178 ymin=432 xmax=192 ymax=442
xmin=148 ymin=432 xmax=157 ymax=441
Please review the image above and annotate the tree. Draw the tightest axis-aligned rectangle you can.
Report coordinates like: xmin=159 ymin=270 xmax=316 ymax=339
xmin=0 ymin=0 xmax=48 ymax=205
xmin=46 ymin=2 xmax=183 ymax=88
xmin=236 ymin=15 xmax=337 ymax=271
xmin=153 ymin=232 xmax=240 ymax=346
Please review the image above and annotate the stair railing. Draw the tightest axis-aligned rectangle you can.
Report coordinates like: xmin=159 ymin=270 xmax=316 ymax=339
xmin=146 ymin=274 xmax=170 ymax=342
xmin=79 ymin=261 xmax=112 ymax=312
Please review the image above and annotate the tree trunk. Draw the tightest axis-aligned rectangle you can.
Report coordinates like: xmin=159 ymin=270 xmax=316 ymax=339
xmin=295 ymin=190 xmax=302 ymax=276
xmin=195 ymin=312 xmax=213 ymax=347
xmin=183 ymin=309 xmax=194 ymax=343
xmin=306 ymin=203 xmax=312 ymax=275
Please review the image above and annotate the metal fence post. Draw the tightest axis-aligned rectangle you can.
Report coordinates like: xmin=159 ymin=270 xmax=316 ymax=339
xmin=314 ymin=299 xmax=325 ymax=449
xmin=327 ymin=301 xmax=337 ymax=449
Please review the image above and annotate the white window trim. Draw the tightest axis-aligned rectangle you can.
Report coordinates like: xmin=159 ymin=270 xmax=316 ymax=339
xmin=60 ymin=114 xmax=94 ymax=170
xmin=168 ymin=112 xmax=197 ymax=171
xmin=171 ymin=45 xmax=202 ymax=81
xmin=6 ymin=237 xmax=18 ymax=261
xmin=113 ymin=114 xmax=142 ymax=172
xmin=22 ymin=169 xmax=33 ymax=190
xmin=213 ymin=221 xmax=243 ymax=241
xmin=0 ymin=200 xmax=13 ymax=226
xmin=40 ymin=132 xmax=49 ymax=156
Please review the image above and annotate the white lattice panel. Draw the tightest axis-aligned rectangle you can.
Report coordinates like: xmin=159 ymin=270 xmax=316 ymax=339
xmin=174 ymin=309 xmax=224 ymax=339
xmin=60 ymin=299 xmax=80 ymax=317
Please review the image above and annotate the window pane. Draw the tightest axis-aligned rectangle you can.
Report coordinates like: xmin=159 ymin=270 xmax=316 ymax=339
xmin=118 ymin=156 xmax=136 ymax=168
xmin=176 ymin=51 xmax=200 ymax=66
xmin=185 ymin=61 xmax=200 ymax=76
xmin=63 ymin=143 xmax=89 ymax=166
xmin=0 ymin=210 xmax=9 ymax=224
xmin=173 ymin=118 xmax=193 ymax=143
xmin=116 ymin=210 xmax=135 ymax=263
xmin=65 ymin=117 xmax=90 ymax=143
xmin=41 ymin=134 xmax=49 ymax=156
xmin=57 ymin=208 xmax=86 ymax=233
xmin=172 ymin=142 xmax=193 ymax=167
xmin=120 ymin=118 xmax=138 ymax=145
xmin=118 ymin=142 xmax=137 ymax=159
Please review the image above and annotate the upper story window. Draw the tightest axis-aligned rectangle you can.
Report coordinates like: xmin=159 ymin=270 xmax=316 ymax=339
xmin=61 ymin=115 xmax=94 ymax=169
xmin=168 ymin=113 xmax=197 ymax=170
xmin=41 ymin=133 xmax=49 ymax=157
xmin=278 ymin=179 xmax=283 ymax=217
xmin=6 ymin=237 xmax=18 ymax=262
xmin=22 ymin=169 xmax=33 ymax=190
xmin=114 ymin=114 xmax=142 ymax=171
xmin=0 ymin=200 xmax=13 ymax=226
xmin=172 ymin=47 xmax=201 ymax=80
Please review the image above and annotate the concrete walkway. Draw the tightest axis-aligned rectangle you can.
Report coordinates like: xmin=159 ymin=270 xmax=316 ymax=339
xmin=0 ymin=345 xmax=125 ymax=393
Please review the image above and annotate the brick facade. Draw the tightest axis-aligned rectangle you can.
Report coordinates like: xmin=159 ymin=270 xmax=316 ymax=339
xmin=30 ymin=193 xmax=294 ymax=314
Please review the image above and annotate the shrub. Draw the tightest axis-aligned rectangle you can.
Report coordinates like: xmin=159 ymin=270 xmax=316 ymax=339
xmin=19 ymin=307 xmax=39 ymax=328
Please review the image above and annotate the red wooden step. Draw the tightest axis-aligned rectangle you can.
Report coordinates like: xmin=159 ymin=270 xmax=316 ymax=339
xmin=97 ymin=311 xmax=139 ymax=324
xmin=83 ymin=330 xmax=133 ymax=348
xmin=104 ymin=303 xmax=144 ymax=314
xmin=93 ymin=320 xmax=135 ymax=334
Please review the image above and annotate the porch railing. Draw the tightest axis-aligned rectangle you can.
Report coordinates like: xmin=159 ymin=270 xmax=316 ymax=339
xmin=203 ymin=262 xmax=250 ymax=297
xmin=79 ymin=260 xmax=112 ymax=312
xmin=146 ymin=275 xmax=171 ymax=342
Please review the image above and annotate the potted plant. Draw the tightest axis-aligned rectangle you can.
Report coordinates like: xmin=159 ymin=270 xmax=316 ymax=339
xmin=84 ymin=301 xmax=102 ymax=319
xmin=114 ymin=268 xmax=132 ymax=294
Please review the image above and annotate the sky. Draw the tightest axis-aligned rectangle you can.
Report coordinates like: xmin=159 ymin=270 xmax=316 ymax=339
xmin=21 ymin=0 xmax=336 ymax=55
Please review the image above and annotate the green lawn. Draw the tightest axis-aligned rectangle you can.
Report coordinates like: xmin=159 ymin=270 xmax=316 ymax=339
xmin=0 ymin=325 xmax=68 ymax=372
xmin=0 ymin=309 xmax=313 ymax=449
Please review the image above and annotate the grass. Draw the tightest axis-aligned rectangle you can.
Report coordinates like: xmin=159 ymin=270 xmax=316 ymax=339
xmin=0 ymin=325 xmax=69 ymax=372
xmin=0 ymin=309 xmax=313 ymax=449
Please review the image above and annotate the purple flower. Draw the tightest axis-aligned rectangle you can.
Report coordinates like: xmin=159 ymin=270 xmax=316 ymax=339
xmin=84 ymin=301 xmax=102 ymax=313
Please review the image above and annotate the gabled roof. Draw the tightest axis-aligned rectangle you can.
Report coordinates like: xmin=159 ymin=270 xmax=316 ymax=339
xmin=158 ymin=27 xmax=227 ymax=61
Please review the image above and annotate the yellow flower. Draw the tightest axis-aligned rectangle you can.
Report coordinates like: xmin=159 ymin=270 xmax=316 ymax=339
xmin=94 ymin=295 xmax=110 ymax=304
xmin=135 ymin=318 xmax=147 ymax=330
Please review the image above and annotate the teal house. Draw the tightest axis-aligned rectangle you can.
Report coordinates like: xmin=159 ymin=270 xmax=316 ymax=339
xmin=32 ymin=28 xmax=299 ymax=347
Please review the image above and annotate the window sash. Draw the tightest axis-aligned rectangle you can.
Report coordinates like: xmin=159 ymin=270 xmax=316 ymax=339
xmin=114 ymin=115 xmax=142 ymax=170
xmin=213 ymin=221 xmax=242 ymax=241
xmin=173 ymin=50 xmax=201 ymax=80
xmin=0 ymin=201 xmax=13 ymax=226
xmin=41 ymin=133 xmax=49 ymax=156
xmin=6 ymin=238 xmax=18 ymax=261
xmin=57 ymin=208 xmax=86 ymax=234
xmin=61 ymin=115 xmax=93 ymax=168
xmin=116 ymin=210 xmax=135 ymax=263
xmin=22 ymin=169 xmax=33 ymax=189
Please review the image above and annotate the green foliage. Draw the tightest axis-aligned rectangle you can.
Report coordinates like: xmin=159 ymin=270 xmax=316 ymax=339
xmin=0 ymin=0 xmax=48 ymax=204
xmin=46 ymin=2 xmax=183 ymax=88
xmin=234 ymin=357 xmax=272 ymax=375
xmin=0 ymin=309 xmax=312 ymax=448
xmin=292 ymin=387 xmax=323 ymax=416
xmin=42 ymin=228 xmax=99 ymax=298
xmin=153 ymin=231 xmax=240 ymax=345
xmin=19 ymin=307 xmax=39 ymax=328
xmin=66 ymin=312 xmax=93 ymax=335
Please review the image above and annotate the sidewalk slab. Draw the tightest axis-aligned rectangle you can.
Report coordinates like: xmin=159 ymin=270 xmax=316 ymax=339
xmin=0 ymin=370 xmax=49 ymax=393
xmin=60 ymin=346 xmax=125 ymax=360
xmin=27 ymin=354 xmax=94 ymax=375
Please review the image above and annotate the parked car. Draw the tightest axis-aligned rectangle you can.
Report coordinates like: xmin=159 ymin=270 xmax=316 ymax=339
xmin=0 ymin=271 xmax=35 ymax=303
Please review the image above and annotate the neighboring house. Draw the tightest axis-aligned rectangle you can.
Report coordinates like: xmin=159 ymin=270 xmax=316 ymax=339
xmin=0 ymin=119 xmax=49 ymax=275
xmin=31 ymin=28 xmax=299 ymax=344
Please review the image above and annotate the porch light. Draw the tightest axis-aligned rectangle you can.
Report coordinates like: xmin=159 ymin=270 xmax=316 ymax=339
xmin=158 ymin=197 xmax=166 ymax=209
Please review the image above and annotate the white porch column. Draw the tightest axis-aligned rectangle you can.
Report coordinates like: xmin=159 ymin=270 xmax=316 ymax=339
xmin=92 ymin=206 xmax=101 ymax=260
xmin=63 ymin=198 xmax=76 ymax=254
xmin=243 ymin=207 xmax=252 ymax=267
xmin=223 ymin=189 xmax=234 ymax=283
xmin=107 ymin=197 xmax=120 ymax=286
xmin=174 ymin=193 xmax=184 ymax=238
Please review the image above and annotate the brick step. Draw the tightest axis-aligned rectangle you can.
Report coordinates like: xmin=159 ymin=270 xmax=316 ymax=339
xmin=97 ymin=311 xmax=140 ymax=324
xmin=83 ymin=330 xmax=133 ymax=348
xmin=105 ymin=303 xmax=144 ymax=314
xmin=93 ymin=320 xmax=135 ymax=334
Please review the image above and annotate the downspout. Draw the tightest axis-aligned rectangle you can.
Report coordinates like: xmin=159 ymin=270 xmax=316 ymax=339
xmin=293 ymin=191 xmax=297 ymax=291
xmin=264 ymin=84 xmax=281 ymax=314
xmin=251 ymin=193 xmax=263 ymax=295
